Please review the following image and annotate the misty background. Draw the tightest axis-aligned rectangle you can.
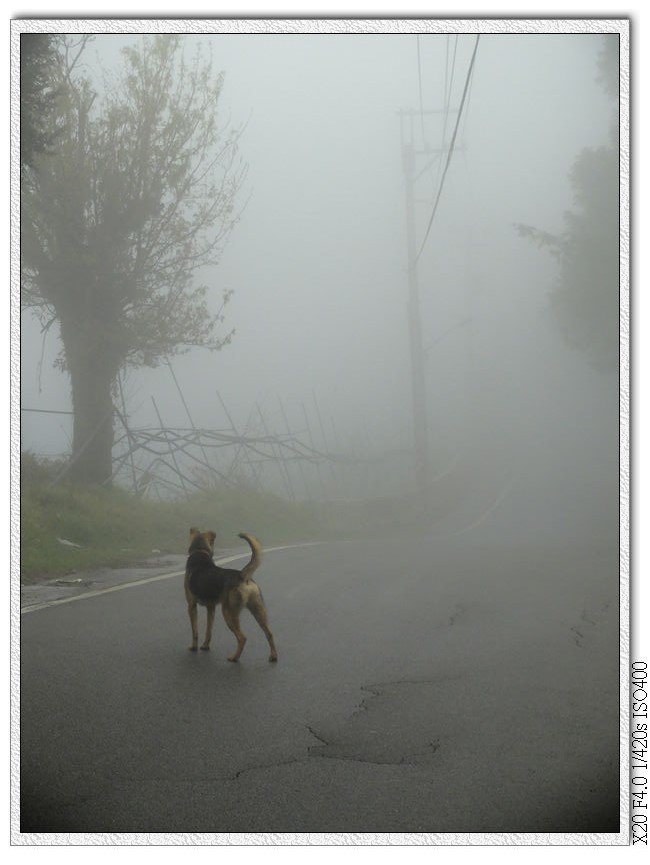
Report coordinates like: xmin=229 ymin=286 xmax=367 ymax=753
xmin=20 ymin=32 xmax=618 ymax=541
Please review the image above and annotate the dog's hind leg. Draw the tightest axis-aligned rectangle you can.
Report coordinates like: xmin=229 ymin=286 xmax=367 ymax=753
xmin=222 ymin=605 xmax=247 ymax=662
xmin=247 ymin=597 xmax=278 ymax=662
xmin=201 ymin=604 xmax=216 ymax=651
xmin=187 ymin=601 xmax=199 ymax=651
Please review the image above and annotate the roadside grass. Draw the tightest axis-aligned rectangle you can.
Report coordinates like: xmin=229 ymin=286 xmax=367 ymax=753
xmin=20 ymin=457 xmax=325 ymax=581
xmin=19 ymin=452 xmax=468 ymax=581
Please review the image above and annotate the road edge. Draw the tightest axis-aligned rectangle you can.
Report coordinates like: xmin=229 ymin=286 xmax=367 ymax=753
xmin=20 ymin=541 xmax=322 ymax=614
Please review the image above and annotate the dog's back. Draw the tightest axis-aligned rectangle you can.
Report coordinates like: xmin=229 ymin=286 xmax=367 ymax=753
xmin=186 ymin=553 xmax=242 ymax=606
xmin=186 ymin=529 xmax=261 ymax=605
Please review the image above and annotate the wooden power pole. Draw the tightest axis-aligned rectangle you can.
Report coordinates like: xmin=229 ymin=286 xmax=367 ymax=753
xmin=399 ymin=110 xmax=433 ymax=492
xmin=402 ymin=136 xmax=428 ymax=492
xmin=398 ymin=107 xmax=461 ymax=493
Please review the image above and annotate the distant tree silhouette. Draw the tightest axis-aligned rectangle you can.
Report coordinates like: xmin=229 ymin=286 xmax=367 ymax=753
xmin=517 ymin=36 xmax=619 ymax=373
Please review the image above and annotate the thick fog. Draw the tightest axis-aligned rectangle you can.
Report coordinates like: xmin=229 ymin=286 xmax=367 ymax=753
xmin=21 ymin=32 xmax=618 ymax=540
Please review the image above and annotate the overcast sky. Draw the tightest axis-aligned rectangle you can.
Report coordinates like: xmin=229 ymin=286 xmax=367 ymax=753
xmin=20 ymin=28 xmax=616 ymax=502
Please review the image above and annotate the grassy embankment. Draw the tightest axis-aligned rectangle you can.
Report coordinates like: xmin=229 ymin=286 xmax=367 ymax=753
xmin=20 ymin=452 xmax=467 ymax=582
xmin=20 ymin=453 xmax=325 ymax=581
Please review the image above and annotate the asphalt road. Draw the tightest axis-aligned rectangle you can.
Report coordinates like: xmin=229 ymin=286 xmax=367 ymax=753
xmin=20 ymin=528 xmax=621 ymax=836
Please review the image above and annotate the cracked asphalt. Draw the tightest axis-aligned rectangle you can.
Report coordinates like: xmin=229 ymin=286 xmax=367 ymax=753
xmin=20 ymin=530 xmax=620 ymax=835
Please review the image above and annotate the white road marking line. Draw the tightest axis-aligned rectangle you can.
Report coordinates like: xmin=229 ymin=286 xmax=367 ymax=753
xmin=20 ymin=542 xmax=321 ymax=614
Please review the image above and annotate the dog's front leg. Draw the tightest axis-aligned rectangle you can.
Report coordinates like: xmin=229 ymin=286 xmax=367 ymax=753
xmin=187 ymin=601 xmax=199 ymax=651
xmin=201 ymin=604 xmax=216 ymax=651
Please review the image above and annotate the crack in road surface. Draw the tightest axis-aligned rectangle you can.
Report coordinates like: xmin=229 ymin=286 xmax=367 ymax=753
xmin=227 ymin=680 xmax=450 ymax=781
xmin=570 ymin=599 xmax=612 ymax=647
xmin=308 ymin=680 xmax=450 ymax=769
xmin=230 ymin=757 xmax=303 ymax=781
xmin=448 ymin=602 xmax=468 ymax=626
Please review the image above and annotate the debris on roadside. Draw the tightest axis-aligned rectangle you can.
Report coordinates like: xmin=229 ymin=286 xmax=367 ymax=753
xmin=53 ymin=577 xmax=92 ymax=587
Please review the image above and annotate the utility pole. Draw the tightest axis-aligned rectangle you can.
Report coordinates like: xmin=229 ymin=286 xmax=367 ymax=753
xmin=399 ymin=111 xmax=431 ymax=492
xmin=402 ymin=135 xmax=428 ymax=492
xmin=398 ymin=107 xmax=461 ymax=493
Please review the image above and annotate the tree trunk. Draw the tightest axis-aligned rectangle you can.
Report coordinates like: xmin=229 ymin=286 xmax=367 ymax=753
xmin=64 ymin=333 xmax=117 ymax=486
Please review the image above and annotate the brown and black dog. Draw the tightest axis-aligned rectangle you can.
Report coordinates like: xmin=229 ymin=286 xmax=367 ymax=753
xmin=184 ymin=528 xmax=278 ymax=662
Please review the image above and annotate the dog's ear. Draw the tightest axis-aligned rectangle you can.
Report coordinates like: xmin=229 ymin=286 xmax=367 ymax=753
xmin=189 ymin=527 xmax=200 ymax=538
xmin=206 ymin=531 xmax=216 ymax=548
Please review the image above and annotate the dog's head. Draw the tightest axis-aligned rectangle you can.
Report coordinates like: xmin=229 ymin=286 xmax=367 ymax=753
xmin=188 ymin=527 xmax=216 ymax=556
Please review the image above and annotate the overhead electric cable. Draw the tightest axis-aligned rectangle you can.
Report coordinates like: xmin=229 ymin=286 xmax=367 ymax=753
xmin=443 ymin=35 xmax=449 ymax=113
xmin=416 ymin=33 xmax=480 ymax=263
xmin=436 ymin=34 xmax=458 ymax=188
xmin=461 ymin=52 xmax=477 ymax=143
xmin=416 ymin=35 xmax=426 ymax=147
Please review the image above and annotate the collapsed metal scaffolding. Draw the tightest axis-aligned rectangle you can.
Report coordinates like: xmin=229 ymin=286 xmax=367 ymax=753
xmin=111 ymin=397 xmax=354 ymax=501
xmin=22 ymin=361 xmax=413 ymax=501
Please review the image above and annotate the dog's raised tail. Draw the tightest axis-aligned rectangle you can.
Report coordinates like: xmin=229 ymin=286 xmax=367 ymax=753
xmin=238 ymin=532 xmax=262 ymax=580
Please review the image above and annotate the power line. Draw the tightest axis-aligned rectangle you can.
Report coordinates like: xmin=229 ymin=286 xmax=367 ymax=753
xmin=416 ymin=34 xmax=480 ymax=263
xmin=416 ymin=35 xmax=426 ymax=148
xmin=436 ymin=34 xmax=458 ymax=190
xmin=461 ymin=47 xmax=477 ymax=143
xmin=447 ymin=35 xmax=459 ymax=107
